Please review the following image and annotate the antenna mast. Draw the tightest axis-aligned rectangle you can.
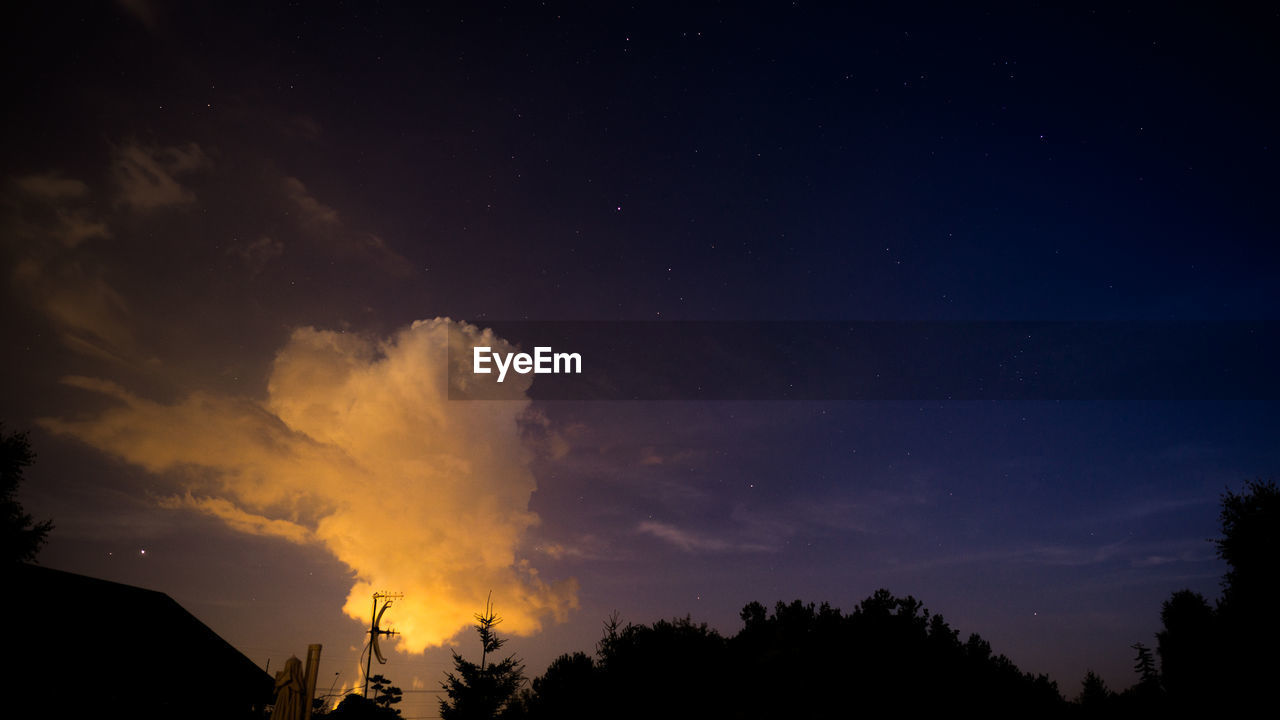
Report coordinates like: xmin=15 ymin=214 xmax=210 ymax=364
xmin=363 ymin=591 xmax=403 ymax=699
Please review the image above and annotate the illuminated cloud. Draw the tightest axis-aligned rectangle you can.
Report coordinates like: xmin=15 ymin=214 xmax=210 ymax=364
xmin=43 ymin=319 xmax=579 ymax=652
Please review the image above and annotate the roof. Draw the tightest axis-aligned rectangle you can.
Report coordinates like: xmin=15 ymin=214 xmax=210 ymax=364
xmin=3 ymin=563 xmax=273 ymax=719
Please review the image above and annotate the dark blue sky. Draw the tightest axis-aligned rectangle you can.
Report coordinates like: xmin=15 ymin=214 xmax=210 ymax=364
xmin=3 ymin=2 xmax=1277 ymax=714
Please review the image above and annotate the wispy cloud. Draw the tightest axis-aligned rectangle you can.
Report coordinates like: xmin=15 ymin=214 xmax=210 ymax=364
xmin=283 ymin=176 xmax=340 ymax=227
xmin=113 ymin=142 xmax=209 ymax=210
xmin=16 ymin=172 xmax=89 ymax=200
xmin=4 ymin=172 xmax=136 ymax=361
xmin=892 ymin=536 xmax=1217 ymax=573
xmin=282 ymin=176 xmax=411 ymax=275
xmin=229 ymin=236 xmax=285 ymax=275
xmin=636 ymin=520 xmax=774 ymax=554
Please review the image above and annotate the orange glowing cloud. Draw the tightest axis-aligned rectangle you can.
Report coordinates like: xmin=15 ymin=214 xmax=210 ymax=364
xmin=43 ymin=318 xmax=578 ymax=651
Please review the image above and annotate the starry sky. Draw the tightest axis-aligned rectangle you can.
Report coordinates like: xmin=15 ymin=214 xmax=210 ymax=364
xmin=3 ymin=1 xmax=1278 ymax=715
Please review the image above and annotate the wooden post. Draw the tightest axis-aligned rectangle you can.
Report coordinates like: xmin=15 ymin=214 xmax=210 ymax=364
xmin=302 ymin=644 xmax=322 ymax=720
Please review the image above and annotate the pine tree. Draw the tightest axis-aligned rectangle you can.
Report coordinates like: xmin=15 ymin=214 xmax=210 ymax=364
xmin=1131 ymin=643 xmax=1157 ymax=685
xmin=1131 ymin=642 xmax=1160 ymax=693
xmin=1077 ymin=669 xmax=1111 ymax=708
xmin=440 ymin=594 xmax=526 ymax=720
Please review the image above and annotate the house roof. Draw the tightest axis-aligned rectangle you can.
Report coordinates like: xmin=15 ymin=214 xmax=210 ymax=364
xmin=3 ymin=563 xmax=273 ymax=719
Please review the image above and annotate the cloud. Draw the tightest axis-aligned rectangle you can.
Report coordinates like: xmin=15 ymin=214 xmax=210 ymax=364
xmin=282 ymin=176 xmax=412 ymax=276
xmin=11 ymin=257 xmax=137 ymax=363
xmin=4 ymin=172 xmax=135 ymax=360
xmin=114 ymin=142 xmax=209 ymax=210
xmin=4 ymin=144 xmax=417 ymax=371
xmin=10 ymin=173 xmax=109 ymax=248
xmin=16 ymin=172 xmax=89 ymax=200
xmin=534 ymin=534 xmax=610 ymax=561
xmin=636 ymin=520 xmax=773 ymax=554
xmin=50 ymin=211 xmax=111 ymax=248
xmin=283 ymin=177 xmax=341 ymax=227
xmin=889 ymin=535 xmax=1218 ymax=574
xmin=635 ymin=446 xmax=703 ymax=467
xmin=43 ymin=319 xmax=579 ymax=652
xmin=638 ymin=446 xmax=668 ymax=466
xmin=230 ymin=236 xmax=285 ymax=275
xmin=159 ymin=493 xmax=315 ymax=544
xmin=517 ymin=408 xmax=570 ymax=461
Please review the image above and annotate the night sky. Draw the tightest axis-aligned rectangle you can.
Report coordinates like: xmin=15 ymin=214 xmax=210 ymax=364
xmin=4 ymin=2 xmax=1278 ymax=715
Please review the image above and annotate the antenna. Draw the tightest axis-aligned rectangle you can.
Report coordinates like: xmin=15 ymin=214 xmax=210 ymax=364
xmin=362 ymin=591 xmax=403 ymax=699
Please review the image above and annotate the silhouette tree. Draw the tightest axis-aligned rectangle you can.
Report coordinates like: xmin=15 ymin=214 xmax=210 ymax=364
xmin=1213 ymin=479 xmax=1278 ymax=710
xmin=523 ymin=652 xmax=598 ymax=720
xmin=368 ymin=674 xmax=402 ymax=714
xmin=595 ymin=613 xmax=729 ymax=719
xmin=1216 ymin=479 xmax=1280 ymax=612
xmin=2 ymin=425 xmax=53 ymax=565
xmin=1107 ymin=641 xmax=1165 ymax=714
xmin=440 ymin=595 xmax=526 ymax=720
xmin=509 ymin=589 xmax=1066 ymax=719
xmin=1155 ymin=588 xmax=1215 ymax=704
xmin=1142 ymin=480 xmax=1280 ymax=713
xmin=1077 ymin=669 xmax=1112 ymax=710
xmin=1130 ymin=642 xmax=1159 ymax=692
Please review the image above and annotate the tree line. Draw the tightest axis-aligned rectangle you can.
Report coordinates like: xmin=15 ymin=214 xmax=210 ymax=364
xmin=426 ymin=479 xmax=1277 ymax=719
xmin=433 ymin=592 xmax=1065 ymax=719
